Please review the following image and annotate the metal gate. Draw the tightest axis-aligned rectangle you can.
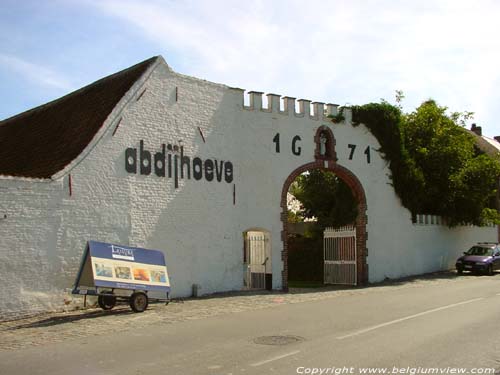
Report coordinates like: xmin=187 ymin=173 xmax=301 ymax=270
xmin=244 ymin=231 xmax=271 ymax=289
xmin=324 ymin=225 xmax=357 ymax=285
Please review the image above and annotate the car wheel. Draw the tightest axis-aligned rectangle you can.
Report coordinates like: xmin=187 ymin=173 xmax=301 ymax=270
xmin=129 ymin=292 xmax=148 ymax=313
xmin=98 ymin=294 xmax=116 ymax=310
xmin=456 ymin=267 xmax=463 ymax=275
xmin=487 ymin=264 xmax=494 ymax=276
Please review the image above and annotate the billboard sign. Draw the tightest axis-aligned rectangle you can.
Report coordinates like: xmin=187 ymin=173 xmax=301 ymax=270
xmin=73 ymin=241 xmax=170 ymax=293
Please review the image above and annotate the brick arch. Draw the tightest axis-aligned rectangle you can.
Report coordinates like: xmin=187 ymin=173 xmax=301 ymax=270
xmin=314 ymin=125 xmax=337 ymax=161
xmin=280 ymin=161 xmax=368 ymax=291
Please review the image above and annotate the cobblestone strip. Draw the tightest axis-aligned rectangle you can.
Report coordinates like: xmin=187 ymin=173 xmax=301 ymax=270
xmin=0 ymin=272 xmax=467 ymax=351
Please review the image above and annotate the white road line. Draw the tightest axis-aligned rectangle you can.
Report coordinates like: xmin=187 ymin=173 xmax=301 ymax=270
xmin=496 ymin=293 xmax=500 ymax=296
xmin=337 ymin=297 xmax=484 ymax=340
xmin=250 ymin=350 xmax=301 ymax=367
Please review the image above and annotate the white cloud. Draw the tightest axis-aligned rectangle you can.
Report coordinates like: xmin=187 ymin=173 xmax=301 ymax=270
xmin=0 ymin=54 xmax=73 ymax=91
xmin=89 ymin=0 xmax=500 ymax=134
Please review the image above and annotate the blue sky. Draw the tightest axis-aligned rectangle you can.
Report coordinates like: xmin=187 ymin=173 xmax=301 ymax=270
xmin=2 ymin=0 xmax=500 ymax=137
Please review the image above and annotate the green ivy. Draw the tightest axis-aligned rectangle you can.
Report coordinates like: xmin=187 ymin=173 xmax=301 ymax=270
xmin=327 ymin=112 xmax=345 ymax=124
xmin=342 ymin=101 xmax=500 ymax=227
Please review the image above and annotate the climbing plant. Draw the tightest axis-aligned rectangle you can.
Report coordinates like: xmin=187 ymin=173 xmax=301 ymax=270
xmin=347 ymin=99 xmax=500 ymax=226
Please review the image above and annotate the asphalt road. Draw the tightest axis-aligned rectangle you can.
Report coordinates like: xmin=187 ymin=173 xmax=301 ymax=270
xmin=1 ymin=274 xmax=500 ymax=375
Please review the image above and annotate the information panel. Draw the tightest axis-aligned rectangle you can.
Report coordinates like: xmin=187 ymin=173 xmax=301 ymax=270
xmin=73 ymin=241 xmax=170 ymax=293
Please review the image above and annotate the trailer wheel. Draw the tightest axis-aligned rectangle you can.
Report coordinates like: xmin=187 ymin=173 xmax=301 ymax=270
xmin=98 ymin=294 xmax=116 ymax=310
xmin=129 ymin=292 xmax=148 ymax=312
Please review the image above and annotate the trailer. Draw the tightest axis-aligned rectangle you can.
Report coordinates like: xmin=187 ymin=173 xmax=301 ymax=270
xmin=72 ymin=241 xmax=171 ymax=313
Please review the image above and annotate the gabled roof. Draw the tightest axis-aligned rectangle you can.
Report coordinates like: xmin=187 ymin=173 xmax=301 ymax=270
xmin=0 ymin=56 xmax=159 ymax=179
xmin=466 ymin=129 xmax=500 ymax=157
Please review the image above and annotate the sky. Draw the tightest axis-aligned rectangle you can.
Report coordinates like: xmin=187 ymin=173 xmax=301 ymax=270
xmin=2 ymin=0 xmax=500 ymax=136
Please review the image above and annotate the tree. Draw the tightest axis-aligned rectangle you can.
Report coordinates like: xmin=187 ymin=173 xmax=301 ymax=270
xmin=351 ymin=98 xmax=500 ymax=226
xmin=290 ymin=170 xmax=358 ymax=230
xmin=401 ymin=100 xmax=500 ymax=225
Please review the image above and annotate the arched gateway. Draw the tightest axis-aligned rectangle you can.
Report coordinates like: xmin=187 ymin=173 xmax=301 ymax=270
xmin=281 ymin=162 xmax=367 ymax=291
xmin=281 ymin=125 xmax=368 ymax=290
xmin=0 ymin=56 xmax=496 ymax=318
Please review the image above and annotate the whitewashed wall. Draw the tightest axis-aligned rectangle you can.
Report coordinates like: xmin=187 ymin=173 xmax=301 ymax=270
xmin=0 ymin=57 xmax=496 ymax=319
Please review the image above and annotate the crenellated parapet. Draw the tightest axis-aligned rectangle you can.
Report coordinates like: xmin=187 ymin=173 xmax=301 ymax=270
xmin=242 ymin=90 xmax=350 ymax=122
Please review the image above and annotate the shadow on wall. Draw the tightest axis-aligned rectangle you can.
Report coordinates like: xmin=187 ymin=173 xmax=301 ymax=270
xmin=145 ymin=88 xmax=244 ymax=298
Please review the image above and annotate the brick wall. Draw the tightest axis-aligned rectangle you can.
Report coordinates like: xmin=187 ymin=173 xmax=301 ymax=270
xmin=0 ymin=58 xmax=496 ymax=319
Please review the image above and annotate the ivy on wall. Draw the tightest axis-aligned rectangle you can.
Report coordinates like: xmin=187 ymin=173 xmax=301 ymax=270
xmin=343 ymin=100 xmax=500 ymax=227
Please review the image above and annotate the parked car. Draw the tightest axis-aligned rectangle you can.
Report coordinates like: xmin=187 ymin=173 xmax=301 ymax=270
xmin=456 ymin=243 xmax=500 ymax=275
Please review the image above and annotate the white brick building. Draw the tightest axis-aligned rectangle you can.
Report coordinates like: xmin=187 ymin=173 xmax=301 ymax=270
xmin=0 ymin=56 xmax=496 ymax=319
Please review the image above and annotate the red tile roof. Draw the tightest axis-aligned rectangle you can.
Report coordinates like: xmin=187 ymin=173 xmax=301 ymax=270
xmin=0 ymin=56 xmax=158 ymax=178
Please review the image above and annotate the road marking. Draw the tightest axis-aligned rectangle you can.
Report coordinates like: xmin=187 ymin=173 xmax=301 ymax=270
xmin=496 ymin=293 xmax=500 ymax=296
xmin=337 ymin=297 xmax=484 ymax=340
xmin=250 ymin=350 xmax=300 ymax=367
xmin=207 ymin=365 xmax=222 ymax=370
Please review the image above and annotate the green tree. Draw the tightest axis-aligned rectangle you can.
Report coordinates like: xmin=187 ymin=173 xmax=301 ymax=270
xmin=401 ymin=100 xmax=500 ymax=225
xmin=402 ymin=100 xmax=475 ymax=214
xmin=290 ymin=170 xmax=358 ymax=230
xmin=351 ymin=99 xmax=500 ymax=226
